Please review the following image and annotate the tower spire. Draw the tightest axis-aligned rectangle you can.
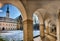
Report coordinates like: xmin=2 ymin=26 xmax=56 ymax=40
xmin=6 ymin=5 xmax=9 ymax=18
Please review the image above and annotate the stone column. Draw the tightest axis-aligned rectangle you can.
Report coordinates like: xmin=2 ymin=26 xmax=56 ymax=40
xmin=23 ymin=19 xmax=33 ymax=41
xmin=57 ymin=10 xmax=60 ymax=41
xmin=57 ymin=21 xmax=60 ymax=41
xmin=39 ymin=24 xmax=45 ymax=39
xmin=45 ymin=21 xmax=49 ymax=34
xmin=46 ymin=26 xmax=49 ymax=34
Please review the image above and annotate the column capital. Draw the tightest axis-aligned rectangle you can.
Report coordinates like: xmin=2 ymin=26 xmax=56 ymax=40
xmin=23 ymin=19 xmax=33 ymax=24
xmin=40 ymin=24 xmax=44 ymax=26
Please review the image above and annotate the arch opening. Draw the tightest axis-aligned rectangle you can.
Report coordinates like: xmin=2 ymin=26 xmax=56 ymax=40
xmin=0 ymin=4 xmax=24 ymax=41
xmin=33 ymin=13 xmax=40 ymax=41
xmin=2 ymin=27 xmax=5 ymax=30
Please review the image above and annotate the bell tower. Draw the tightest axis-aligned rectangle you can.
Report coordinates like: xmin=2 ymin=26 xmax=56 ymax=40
xmin=6 ymin=5 xmax=9 ymax=18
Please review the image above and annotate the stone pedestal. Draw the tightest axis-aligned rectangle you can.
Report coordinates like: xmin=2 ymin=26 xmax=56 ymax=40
xmin=39 ymin=24 xmax=45 ymax=39
xmin=23 ymin=19 xmax=33 ymax=41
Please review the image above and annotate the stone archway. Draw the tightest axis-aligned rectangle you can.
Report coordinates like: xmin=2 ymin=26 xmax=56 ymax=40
xmin=0 ymin=0 xmax=27 ymax=41
xmin=0 ymin=0 xmax=27 ymax=21
xmin=33 ymin=8 xmax=46 ymax=41
xmin=33 ymin=8 xmax=53 ymax=41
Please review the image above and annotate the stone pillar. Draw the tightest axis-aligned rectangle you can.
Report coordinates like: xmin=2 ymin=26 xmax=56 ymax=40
xmin=39 ymin=24 xmax=45 ymax=39
xmin=57 ymin=16 xmax=60 ymax=41
xmin=57 ymin=22 xmax=60 ymax=41
xmin=46 ymin=26 xmax=49 ymax=34
xmin=45 ymin=21 xmax=49 ymax=34
xmin=23 ymin=19 xmax=33 ymax=41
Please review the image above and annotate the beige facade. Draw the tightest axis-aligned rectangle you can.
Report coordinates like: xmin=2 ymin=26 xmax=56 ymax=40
xmin=0 ymin=22 xmax=17 ymax=30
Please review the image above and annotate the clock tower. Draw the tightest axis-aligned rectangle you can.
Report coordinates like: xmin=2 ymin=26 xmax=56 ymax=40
xmin=6 ymin=5 xmax=9 ymax=18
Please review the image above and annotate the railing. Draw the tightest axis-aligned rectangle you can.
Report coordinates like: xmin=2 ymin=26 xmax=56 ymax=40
xmin=33 ymin=35 xmax=40 ymax=38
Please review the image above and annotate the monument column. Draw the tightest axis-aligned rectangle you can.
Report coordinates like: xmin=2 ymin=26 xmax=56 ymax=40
xmin=23 ymin=19 xmax=33 ymax=41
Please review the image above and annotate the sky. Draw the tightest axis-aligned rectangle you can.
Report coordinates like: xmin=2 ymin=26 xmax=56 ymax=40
xmin=0 ymin=4 xmax=21 ymax=19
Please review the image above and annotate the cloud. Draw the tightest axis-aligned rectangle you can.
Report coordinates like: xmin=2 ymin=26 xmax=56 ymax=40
xmin=0 ymin=10 xmax=3 ymax=12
